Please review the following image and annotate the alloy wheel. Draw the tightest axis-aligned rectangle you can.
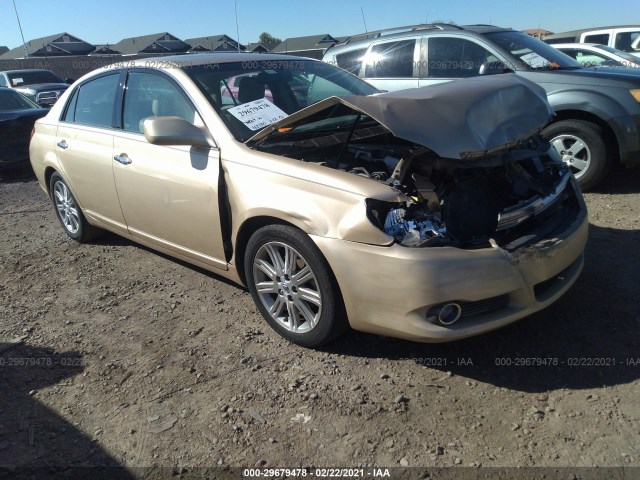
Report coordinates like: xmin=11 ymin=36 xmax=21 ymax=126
xmin=252 ymin=241 xmax=322 ymax=334
xmin=53 ymin=181 xmax=80 ymax=235
xmin=550 ymin=134 xmax=591 ymax=180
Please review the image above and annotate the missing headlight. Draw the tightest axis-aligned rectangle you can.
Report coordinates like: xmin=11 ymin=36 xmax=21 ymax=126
xmin=384 ymin=206 xmax=447 ymax=247
xmin=367 ymin=199 xmax=449 ymax=248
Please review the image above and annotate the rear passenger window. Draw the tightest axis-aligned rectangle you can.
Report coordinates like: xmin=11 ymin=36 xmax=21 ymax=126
xmin=335 ymin=48 xmax=367 ymax=74
xmin=70 ymin=74 xmax=119 ymax=128
xmin=583 ymin=33 xmax=609 ymax=45
xmin=428 ymin=38 xmax=494 ymax=78
xmin=364 ymin=40 xmax=416 ymax=78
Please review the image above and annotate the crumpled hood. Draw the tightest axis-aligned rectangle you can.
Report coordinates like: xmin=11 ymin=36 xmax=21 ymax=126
xmin=249 ymin=74 xmax=554 ymax=159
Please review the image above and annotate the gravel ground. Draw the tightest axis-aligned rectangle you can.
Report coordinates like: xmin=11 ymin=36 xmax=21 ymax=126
xmin=0 ymin=164 xmax=639 ymax=477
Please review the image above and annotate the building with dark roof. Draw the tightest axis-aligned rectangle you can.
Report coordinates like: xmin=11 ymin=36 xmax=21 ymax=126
xmin=270 ymin=34 xmax=338 ymax=59
xmin=111 ymin=33 xmax=190 ymax=56
xmin=245 ymin=42 xmax=276 ymax=53
xmin=185 ymin=35 xmax=244 ymax=53
xmin=89 ymin=44 xmax=121 ymax=56
xmin=0 ymin=33 xmax=95 ymax=59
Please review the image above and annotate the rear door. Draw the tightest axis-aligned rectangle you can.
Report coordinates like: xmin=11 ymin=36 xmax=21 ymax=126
xmin=612 ymin=28 xmax=640 ymax=56
xmin=54 ymin=72 xmax=126 ymax=233
xmin=361 ymin=37 xmax=421 ymax=91
xmin=112 ymin=69 xmax=227 ymax=269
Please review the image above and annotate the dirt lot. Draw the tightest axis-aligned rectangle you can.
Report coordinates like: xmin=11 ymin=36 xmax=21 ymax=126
xmin=1 ymin=164 xmax=639 ymax=478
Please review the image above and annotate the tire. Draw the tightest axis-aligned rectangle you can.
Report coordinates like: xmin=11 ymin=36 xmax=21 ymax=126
xmin=542 ymin=119 xmax=609 ymax=191
xmin=49 ymin=172 xmax=102 ymax=242
xmin=244 ymin=225 xmax=348 ymax=347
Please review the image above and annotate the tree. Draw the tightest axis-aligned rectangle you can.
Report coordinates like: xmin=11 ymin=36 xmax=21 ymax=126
xmin=259 ymin=32 xmax=282 ymax=45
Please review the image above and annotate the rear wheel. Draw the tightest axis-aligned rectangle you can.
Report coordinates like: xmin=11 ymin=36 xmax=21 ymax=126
xmin=49 ymin=172 xmax=102 ymax=242
xmin=542 ymin=119 xmax=609 ymax=190
xmin=244 ymin=225 xmax=347 ymax=347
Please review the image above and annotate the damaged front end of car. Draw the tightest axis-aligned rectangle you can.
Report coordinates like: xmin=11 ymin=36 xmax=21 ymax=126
xmin=247 ymin=75 xmax=584 ymax=252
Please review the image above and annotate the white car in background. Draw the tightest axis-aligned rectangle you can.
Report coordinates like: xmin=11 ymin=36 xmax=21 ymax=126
xmin=551 ymin=43 xmax=640 ymax=68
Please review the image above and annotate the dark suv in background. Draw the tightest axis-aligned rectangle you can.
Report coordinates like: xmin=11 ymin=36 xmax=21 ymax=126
xmin=0 ymin=69 xmax=70 ymax=108
xmin=324 ymin=24 xmax=640 ymax=189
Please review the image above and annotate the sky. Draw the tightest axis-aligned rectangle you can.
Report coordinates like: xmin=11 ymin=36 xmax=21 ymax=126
xmin=1 ymin=0 xmax=638 ymax=49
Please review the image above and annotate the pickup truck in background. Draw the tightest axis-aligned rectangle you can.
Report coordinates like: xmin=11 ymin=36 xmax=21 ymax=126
xmin=543 ymin=25 xmax=640 ymax=59
xmin=0 ymin=69 xmax=70 ymax=107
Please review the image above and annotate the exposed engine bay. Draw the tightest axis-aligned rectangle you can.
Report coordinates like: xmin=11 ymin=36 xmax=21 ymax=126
xmin=249 ymin=107 xmax=580 ymax=250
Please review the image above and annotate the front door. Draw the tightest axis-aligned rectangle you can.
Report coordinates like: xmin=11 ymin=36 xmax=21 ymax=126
xmin=112 ymin=70 xmax=227 ymax=269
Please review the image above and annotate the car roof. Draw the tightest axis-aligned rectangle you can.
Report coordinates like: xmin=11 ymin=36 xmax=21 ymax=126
xmin=460 ymin=24 xmax=513 ymax=34
xmin=103 ymin=52 xmax=318 ymax=70
xmin=328 ymin=24 xmax=514 ymax=52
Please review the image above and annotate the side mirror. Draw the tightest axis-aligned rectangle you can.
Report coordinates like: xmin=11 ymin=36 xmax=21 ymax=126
xmin=478 ymin=62 xmax=507 ymax=76
xmin=65 ymin=78 xmax=75 ymax=84
xmin=143 ymin=116 xmax=212 ymax=148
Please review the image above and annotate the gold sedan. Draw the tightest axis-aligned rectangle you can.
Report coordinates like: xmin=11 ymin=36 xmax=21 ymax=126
xmin=30 ymin=54 xmax=587 ymax=347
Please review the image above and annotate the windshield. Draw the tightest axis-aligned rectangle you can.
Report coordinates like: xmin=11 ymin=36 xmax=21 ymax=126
xmin=7 ymin=70 xmax=64 ymax=87
xmin=184 ymin=60 xmax=379 ymax=142
xmin=486 ymin=31 xmax=582 ymax=70
xmin=0 ymin=89 xmax=40 ymax=111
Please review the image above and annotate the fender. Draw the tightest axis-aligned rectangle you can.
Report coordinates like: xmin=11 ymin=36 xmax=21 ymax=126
xmin=546 ymin=89 xmax=640 ymax=165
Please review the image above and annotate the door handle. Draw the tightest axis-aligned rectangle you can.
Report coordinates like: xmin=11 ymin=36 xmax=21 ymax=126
xmin=114 ymin=154 xmax=132 ymax=165
xmin=56 ymin=140 xmax=68 ymax=149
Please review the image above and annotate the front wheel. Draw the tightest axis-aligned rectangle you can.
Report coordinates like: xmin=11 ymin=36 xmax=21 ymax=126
xmin=244 ymin=225 xmax=347 ymax=347
xmin=49 ymin=172 xmax=102 ymax=242
xmin=542 ymin=119 xmax=609 ymax=191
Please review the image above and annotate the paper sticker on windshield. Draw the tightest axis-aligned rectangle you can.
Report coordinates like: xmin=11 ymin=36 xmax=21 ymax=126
xmin=228 ymin=99 xmax=288 ymax=131
xmin=12 ymin=78 xmax=24 ymax=86
xmin=520 ymin=52 xmax=549 ymax=69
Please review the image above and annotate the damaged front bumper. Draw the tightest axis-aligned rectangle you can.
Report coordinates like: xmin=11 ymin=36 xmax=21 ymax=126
xmin=312 ymin=188 xmax=588 ymax=342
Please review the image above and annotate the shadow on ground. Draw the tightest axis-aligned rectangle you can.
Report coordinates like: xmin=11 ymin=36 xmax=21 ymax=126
xmin=591 ymin=162 xmax=640 ymax=194
xmin=0 ymin=166 xmax=36 ymax=185
xmin=0 ymin=344 xmax=135 ymax=479
xmin=325 ymin=223 xmax=640 ymax=393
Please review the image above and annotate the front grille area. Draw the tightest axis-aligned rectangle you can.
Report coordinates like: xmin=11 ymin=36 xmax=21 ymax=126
xmin=459 ymin=294 xmax=510 ymax=320
xmin=36 ymin=91 xmax=63 ymax=106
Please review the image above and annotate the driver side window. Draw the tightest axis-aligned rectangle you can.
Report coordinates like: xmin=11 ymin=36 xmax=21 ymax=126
xmin=428 ymin=38 xmax=495 ymax=78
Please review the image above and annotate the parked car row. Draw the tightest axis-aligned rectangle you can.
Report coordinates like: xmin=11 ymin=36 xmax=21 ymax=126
xmin=323 ymin=24 xmax=640 ymax=190
xmin=16 ymin=23 xmax=640 ymax=347
xmin=29 ymin=53 xmax=587 ymax=347
xmin=543 ymin=25 xmax=640 ymax=58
